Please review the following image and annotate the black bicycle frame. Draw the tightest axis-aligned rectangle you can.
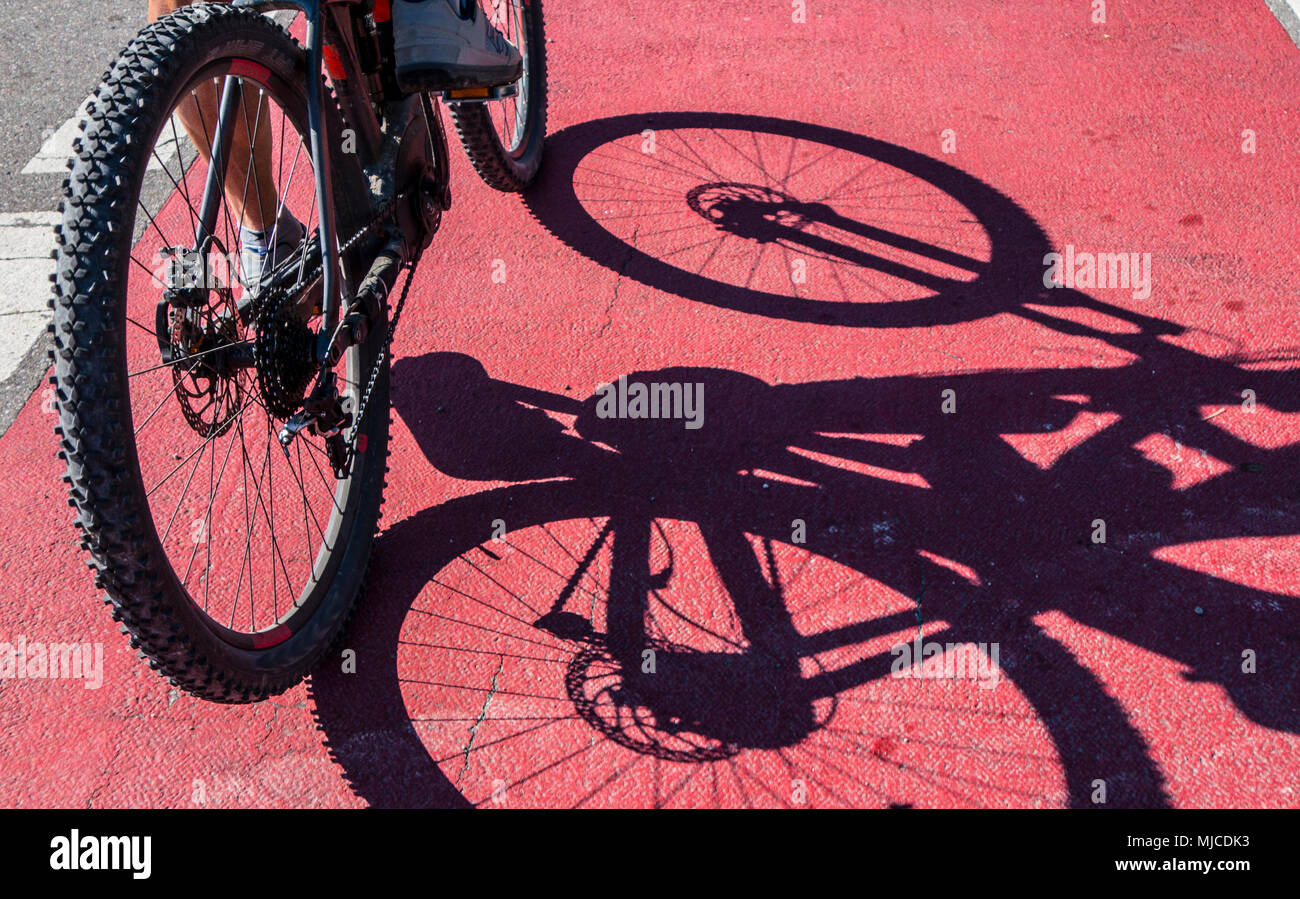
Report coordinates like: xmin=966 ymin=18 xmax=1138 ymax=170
xmin=193 ymin=0 xmax=398 ymax=358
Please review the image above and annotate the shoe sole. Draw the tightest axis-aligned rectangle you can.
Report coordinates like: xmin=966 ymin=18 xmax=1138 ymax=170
xmin=396 ymin=60 xmax=523 ymax=93
xmin=395 ymin=41 xmax=522 ymax=91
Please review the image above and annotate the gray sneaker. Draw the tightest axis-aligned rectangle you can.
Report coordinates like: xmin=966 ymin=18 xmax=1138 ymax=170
xmin=392 ymin=0 xmax=523 ymax=93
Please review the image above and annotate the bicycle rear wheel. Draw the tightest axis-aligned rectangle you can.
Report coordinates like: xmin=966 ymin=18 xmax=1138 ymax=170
xmin=449 ymin=0 xmax=547 ymax=191
xmin=50 ymin=4 xmax=389 ymax=702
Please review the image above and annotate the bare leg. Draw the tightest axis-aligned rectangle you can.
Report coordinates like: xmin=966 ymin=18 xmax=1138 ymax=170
xmin=149 ymin=0 xmax=280 ymax=232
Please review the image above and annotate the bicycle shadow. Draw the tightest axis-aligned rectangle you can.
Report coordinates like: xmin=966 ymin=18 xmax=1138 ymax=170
xmin=308 ymin=112 xmax=1300 ymax=807
xmin=309 ymin=348 xmax=1299 ymax=807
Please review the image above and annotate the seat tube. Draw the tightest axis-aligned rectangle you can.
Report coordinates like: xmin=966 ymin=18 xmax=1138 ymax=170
xmin=302 ymin=0 xmax=345 ymax=358
xmin=605 ymin=512 xmax=654 ymax=673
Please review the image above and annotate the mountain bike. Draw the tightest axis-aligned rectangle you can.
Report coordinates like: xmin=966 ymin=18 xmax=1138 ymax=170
xmin=48 ymin=0 xmax=546 ymax=701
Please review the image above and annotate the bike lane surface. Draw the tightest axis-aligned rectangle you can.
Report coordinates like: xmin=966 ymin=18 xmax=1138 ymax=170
xmin=0 ymin=1 xmax=1297 ymax=807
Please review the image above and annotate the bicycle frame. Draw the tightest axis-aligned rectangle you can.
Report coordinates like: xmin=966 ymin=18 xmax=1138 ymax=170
xmin=191 ymin=0 xmax=446 ymax=356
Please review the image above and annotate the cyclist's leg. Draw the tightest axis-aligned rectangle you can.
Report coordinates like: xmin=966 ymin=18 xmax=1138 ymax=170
xmin=149 ymin=0 xmax=279 ymax=233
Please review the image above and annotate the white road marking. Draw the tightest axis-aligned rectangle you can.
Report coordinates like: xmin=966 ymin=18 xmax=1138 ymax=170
xmin=1267 ymin=0 xmax=1300 ymax=48
xmin=21 ymin=96 xmax=90 ymax=175
xmin=0 ymin=212 xmax=59 ymax=382
xmin=7 ymin=93 xmax=188 ymax=388
xmin=24 ymin=95 xmax=183 ymax=175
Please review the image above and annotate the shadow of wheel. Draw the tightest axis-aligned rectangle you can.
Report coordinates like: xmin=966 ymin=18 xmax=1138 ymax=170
xmin=309 ymin=478 xmax=1170 ymax=808
xmin=524 ymin=111 xmax=1050 ymax=328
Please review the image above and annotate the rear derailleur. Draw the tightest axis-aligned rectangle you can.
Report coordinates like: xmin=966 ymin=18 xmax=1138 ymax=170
xmin=277 ymin=373 xmax=353 ymax=476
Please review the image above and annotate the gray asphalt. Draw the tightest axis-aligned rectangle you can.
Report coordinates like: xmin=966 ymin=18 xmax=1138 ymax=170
xmin=1266 ymin=1 xmax=1300 ymax=49
xmin=0 ymin=1 xmax=147 ymax=213
xmin=0 ymin=2 xmax=149 ymax=435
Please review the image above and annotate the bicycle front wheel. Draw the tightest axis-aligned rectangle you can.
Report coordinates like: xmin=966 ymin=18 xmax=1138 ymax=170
xmin=450 ymin=0 xmax=548 ymax=191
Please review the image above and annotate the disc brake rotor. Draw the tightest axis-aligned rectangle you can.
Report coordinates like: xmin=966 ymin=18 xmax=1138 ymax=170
xmin=168 ymin=298 xmax=244 ymax=438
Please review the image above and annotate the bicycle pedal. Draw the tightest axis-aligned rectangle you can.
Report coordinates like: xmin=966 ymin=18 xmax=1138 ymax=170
xmin=440 ymin=83 xmax=518 ymax=103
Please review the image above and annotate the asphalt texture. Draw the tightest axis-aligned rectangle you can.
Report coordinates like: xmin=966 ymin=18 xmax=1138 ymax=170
xmin=0 ymin=0 xmax=1297 ymax=808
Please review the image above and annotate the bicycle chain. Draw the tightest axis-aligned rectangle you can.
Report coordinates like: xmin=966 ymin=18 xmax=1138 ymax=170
xmin=341 ymin=259 xmax=415 ymax=473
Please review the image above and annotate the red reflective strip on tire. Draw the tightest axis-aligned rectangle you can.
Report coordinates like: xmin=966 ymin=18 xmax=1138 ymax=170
xmin=374 ymin=0 xmax=391 ymax=22
xmin=252 ymin=624 xmax=291 ymax=648
xmin=229 ymin=60 xmax=272 ymax=82
xmin=357 ymin=434 xmax=368 ymax=453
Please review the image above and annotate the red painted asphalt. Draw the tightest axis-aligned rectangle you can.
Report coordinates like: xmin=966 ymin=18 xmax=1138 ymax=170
xmin=2 ymin=1 xmax=1299 ymax=807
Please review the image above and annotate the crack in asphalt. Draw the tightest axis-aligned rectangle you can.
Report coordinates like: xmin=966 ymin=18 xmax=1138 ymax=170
xmin=592 ymin=224 xmax=639 ymax=346
xmin=914 ymin=571 xmax=927 ymax=640
xmin=457 ymin=655 xmax=504 ymax=788
xmin=84 ymin=739 xmax=128 ymax=809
